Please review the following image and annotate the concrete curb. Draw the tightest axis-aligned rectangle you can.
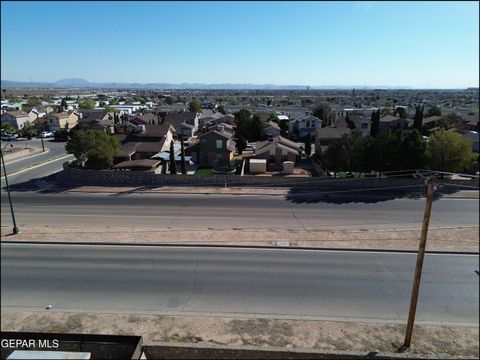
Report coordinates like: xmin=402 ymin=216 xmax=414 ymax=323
xmin=1 ymin=240 xmax=478 ymax=255
xmin=3 ymin=147 xmax=48 ymax=165
xmin=143 ymin=342 xmax=474 ymax=359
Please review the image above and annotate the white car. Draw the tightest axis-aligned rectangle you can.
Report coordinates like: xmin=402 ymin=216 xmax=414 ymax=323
xmin=40 ymin=131 xmax=54 ymax=138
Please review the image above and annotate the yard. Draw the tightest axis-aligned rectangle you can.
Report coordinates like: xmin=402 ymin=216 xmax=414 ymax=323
xmin=194 ymin=168 xmax=215 ymax=175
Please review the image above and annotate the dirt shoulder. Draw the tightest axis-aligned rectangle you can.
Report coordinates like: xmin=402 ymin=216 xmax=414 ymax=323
xmin=1 ymin=310 xmax=477 ymax=358
xmin=2 ymin=225 xmax=478 ymax=252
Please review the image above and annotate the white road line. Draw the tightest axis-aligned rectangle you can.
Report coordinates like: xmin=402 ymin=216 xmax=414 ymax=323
xmin=1 ymin=154 xmax=72 ymax=179
xmin=3 ymin=148 xmax=50 ymax=165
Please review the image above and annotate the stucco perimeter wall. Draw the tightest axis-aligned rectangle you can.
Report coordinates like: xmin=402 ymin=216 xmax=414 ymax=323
xmin=61 ymin=163 xmax=478 ymax=189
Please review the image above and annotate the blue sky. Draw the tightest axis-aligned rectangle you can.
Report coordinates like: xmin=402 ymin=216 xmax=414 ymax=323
xmin=1 ymin=1 xmax=478 ymax=88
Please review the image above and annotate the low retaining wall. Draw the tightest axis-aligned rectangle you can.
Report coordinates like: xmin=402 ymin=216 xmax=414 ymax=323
xmin=143 ymin=342 xmax=463 ymax=360
xmin=60 ymin=163 xmax=478 ymax=190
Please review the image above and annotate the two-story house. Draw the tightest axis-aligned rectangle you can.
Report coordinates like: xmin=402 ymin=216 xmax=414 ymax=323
xmin=184 ymin=125 xmax=236 ymax=168
xmin=251 ymin=136 xmax=302 ymax=171
xmin=1 ymin=110 xmax=30 ymax=129
xmin=77 ymin=109 xmax=115 ymax=133
xmin=378 ymin=114 xmax=409 ymax=134
xmin=164 ymin=111 xmax=200 ymax=140
xmin=115 ymin=124 xmax=175 ymax=162
xmin=44 ymin=112 xmax=79 ymax=132
xmin=289 ymin=114 xmax=323 ymax=139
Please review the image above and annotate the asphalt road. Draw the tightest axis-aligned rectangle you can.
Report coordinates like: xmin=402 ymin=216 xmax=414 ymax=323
xmin=1 ymin=138 xmax=72 ymax=187
xmin=1 ymin=244 xmax=478 ymax=324
xmin=1 ymin=191 xmax=478 ymax=230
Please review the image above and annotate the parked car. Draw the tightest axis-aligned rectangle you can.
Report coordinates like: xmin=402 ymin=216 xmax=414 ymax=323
xmin=40 ymin=131 xmax=54 ymax=138
xmin=1 ymin=134 xmax=17 ymax=141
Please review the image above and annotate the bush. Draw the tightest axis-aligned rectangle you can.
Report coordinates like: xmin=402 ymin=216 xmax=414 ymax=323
xmin=66 ymin=130 xmax=120 ymax=169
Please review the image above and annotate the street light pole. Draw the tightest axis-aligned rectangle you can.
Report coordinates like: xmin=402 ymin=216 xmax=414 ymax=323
xmin=402 ymin=181 xmax=436 ymax=349
xmin=37 ymin=113 xmax=45 ymax=152
xmin=1 ymin=144 xmax=20 ymax=234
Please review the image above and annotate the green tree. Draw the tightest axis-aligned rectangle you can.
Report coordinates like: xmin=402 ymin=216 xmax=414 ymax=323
xmin=169 ymin=141 xmax=177 ymax=174
xmin=86 ymin=146 xmax=117 ymax=170
xmin=427 ymin=105 xmax=442 ymax=117
xmin=61 ymin=98 xmax=68 ymax=109
xmin=437 ymin=113 xmax=457 ymax=129
xmin=249 ymin=115 xmax=266 ymax=141
xmin=236 ymin=136 xmax=247 ymax=154
xmin=66 ymin=130 xmax=120 ymax=169
xmin=313 ymin=104 xmax=331 ymax=123
xmin=234 ymin=109 xmax=251 ymax=140
xmin=304 ymin=135 xmax=312 ymax=157
xmin=105 ymin=106 xmax=116 ymax=113
xmin=370 ymin=109 xmax=380 ymax=137
xmin=217 ymin=105 xmax=226 ymax=115
xmin=180 ymin=138 xmax=186 ymax=175
xmin=54 ymin=129 xmax=70 ymax=142
xmin=427 ymin=129 xmax=473 ymax=172
xmin=188 ymin=98 xmax=202 ymax=113
xmin=323 ymin=132 xmax=364 ymax=171
xmin=124 ymin=124 xmax=135 ymax=135
xmin=2 ymin=123 xmax=18 ymax=135
xmin=278 ymin=121 xmax=289 ymax=136
xmin=27 ymin=96 xmax=41 ymax=107
xmin=78 ymin=99 xmax=96 ymax=109
xmin=394 ymin=107 xmax=408 ymax=119
xmin=413 ymin=105 xmax=424 ymax=131
xmin=269 ymin=111 xmax=277 ymax=120
xmin=21 ymin=121 xmax=37 ymax=139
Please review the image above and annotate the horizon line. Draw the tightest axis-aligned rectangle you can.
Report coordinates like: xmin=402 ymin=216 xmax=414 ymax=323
xmin=1 ymin=79 xmax=478 ymax=90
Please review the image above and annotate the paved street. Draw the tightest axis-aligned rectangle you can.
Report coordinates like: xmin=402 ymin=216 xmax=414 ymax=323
xmin=1 ymin=191 xmax=478 ymax=231
xmin=1 ymin=138 xmax=72 ymax=186
xmin=1 ymin=244 xmax=478 ymax=324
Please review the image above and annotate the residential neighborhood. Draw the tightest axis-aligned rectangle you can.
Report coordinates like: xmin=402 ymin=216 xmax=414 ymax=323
xmin=1 ymin=87 xmax=478 ymax=178
xmin=1 ymin=1 xmax=478 ymax=359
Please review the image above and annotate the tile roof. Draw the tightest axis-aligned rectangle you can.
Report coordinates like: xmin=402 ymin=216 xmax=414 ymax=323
xmin=164 ymin=111 xmax=198 ymax=126
xmin=5 ymin=110 xmax=28 ymax=117
xmin=255 ymin=135 xmax=302 ymax=156
xmin=422 ymin=115 xmax=443 ymax=125
xmin=315 ymin=127 xmax=351 ymax=139
xmin=379 ymin=115 xmax=402 ymax=123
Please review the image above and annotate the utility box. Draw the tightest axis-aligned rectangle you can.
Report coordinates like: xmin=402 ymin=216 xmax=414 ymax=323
xmin=249 ymin=159 xmax=267 ymax=173
xmin=282 ymin=161 xmax=294 ymax=174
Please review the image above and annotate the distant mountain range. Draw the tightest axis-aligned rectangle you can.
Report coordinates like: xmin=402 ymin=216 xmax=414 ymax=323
xmin=1 ymin=78 xmax=421 ymax=90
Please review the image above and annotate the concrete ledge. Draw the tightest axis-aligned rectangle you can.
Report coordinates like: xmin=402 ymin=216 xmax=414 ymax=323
xmin=143 ymin=342 xmax=470 ymax=359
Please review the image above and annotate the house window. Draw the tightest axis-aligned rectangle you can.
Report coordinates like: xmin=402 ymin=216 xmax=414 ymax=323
xmin=216 ymin=140 xmax=222 ymax=149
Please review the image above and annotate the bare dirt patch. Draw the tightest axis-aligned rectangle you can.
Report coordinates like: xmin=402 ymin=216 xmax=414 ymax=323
xmin=1 ymin=310 xmax=477 ymax=357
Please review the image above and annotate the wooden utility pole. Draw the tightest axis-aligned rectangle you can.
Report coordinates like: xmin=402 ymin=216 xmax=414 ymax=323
xmin=402 ymin=181 xmax=436 ymax=349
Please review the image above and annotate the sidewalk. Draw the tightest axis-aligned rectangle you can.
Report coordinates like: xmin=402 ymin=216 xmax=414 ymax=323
xmin=58 ymin=184 xmax=480 ymax=198
xmin=2 ymin=225 xmax=478 ymax=252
